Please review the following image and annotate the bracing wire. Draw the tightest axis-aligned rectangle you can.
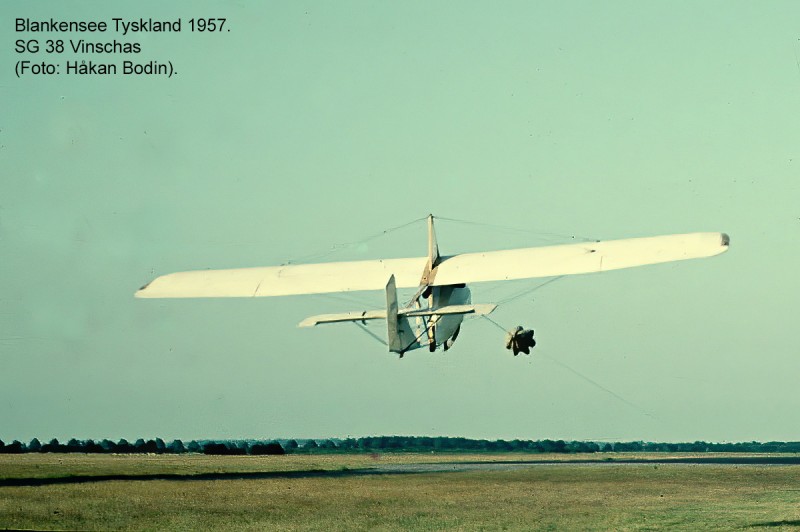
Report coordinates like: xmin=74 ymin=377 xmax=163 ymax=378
xmin=436 ymin=216 xmax=599 ymax=243
xmin=317 ymin=291 xmax=379 ymax=309
xmin=481 ymin=314 xmax=508 ymax=333
xmin=353 ymin=322 xmax=388 ymax=347
xmin=353 ymin=314 xmax=434 ymax=354
xmin=284 ymin=216 xmax=428 ymax=265
xmin=402 ymin=316 xmax=436 ymax=354
xmin=495 ymin=275 xmax=566 ymax=306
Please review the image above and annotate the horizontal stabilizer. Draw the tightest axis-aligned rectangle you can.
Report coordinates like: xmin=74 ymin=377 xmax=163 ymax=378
xmin=298 ymin=310 xmax=386 ymax=328
xmin=298 ymin=303 xmax=497 ymax=328
xmin=402 ymin=303 xmax=496 ymax=318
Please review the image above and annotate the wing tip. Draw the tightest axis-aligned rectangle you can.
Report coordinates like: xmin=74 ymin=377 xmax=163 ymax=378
xmin=134 ymin=279 xmax=155 ymax=298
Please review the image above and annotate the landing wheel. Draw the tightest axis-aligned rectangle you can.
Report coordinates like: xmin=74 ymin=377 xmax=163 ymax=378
xmin=443 ymin=325 xmax=461 ymax=351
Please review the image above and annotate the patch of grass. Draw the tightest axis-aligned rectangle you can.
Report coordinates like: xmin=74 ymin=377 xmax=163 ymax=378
xmin=0 ymin=454 xmax=799 ymax=530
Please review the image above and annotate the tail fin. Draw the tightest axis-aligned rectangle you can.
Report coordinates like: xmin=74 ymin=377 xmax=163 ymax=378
xmin=386 ymin=275 xmax=403 ymax=353
xmin=420 ymin=214 xmax=440 ymax=286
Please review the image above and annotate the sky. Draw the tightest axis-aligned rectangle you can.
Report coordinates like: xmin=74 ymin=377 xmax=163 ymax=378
xmin=1 ymin=1 xmax=799 ymax=444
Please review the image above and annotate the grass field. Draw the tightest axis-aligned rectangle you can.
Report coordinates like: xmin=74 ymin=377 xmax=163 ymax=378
xmin=1 ymin=453 xmax=799 ymax=530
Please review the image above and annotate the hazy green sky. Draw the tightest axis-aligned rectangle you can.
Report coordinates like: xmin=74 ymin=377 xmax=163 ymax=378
xmin=2 ymin=1 xmax=799 ymax=443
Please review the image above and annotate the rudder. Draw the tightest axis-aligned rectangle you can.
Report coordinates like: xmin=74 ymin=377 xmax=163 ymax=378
xmin=386 ymin=275 xmax=403 ymax=353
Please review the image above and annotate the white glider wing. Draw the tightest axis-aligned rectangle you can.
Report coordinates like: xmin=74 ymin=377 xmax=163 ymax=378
xmin=431 ymin=232 xmax=730 ymax=285
xmin=135 ymin=232 xmax=728 ymax=299
xmin=135 ymin=257 xmax=428 ymax=298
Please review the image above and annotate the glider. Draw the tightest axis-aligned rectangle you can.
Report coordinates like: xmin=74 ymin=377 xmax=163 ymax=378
xmin=135 ymin=216 xmax=729 ymax=356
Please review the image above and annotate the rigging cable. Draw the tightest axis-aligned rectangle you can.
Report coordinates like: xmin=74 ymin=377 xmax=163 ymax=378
xmin=435 ymin=215 xmax=587 ymax=306
xmin=353 ymin=322 xmax=388 ymax=347
xmin=292 ymin=215 xmax=429 ymax=308
xmin=436 ymin=215 xmax=600 ymax=243
xmin=399 ymin=315 xmax=437 ymax=355
xmin=283 ymin=215 xmax=428 ymax=265
xmin=352 ymin=312 xmax=434 ymax=354
xmin=495 ymin=275 xmax=566 ymax=306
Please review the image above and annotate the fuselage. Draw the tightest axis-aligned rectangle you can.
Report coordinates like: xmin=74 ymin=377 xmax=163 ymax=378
xmin=402 ymin=284 xmax=470 ymax=352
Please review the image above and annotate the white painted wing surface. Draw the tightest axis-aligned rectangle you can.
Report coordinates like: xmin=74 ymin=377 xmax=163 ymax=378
xmin=431 ymin=232 xmax=729 ymax=285
xmin=135 ymin=257 xmax=428 ymax=298
xmin=135 ymin=232 xmax=728 ymax=299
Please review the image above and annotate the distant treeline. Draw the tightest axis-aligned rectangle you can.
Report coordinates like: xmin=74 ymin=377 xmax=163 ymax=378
xmin=3 ymin=437 xmax=800 ymax=455
xmin=0 ymin=438 xmax=285 ymax=456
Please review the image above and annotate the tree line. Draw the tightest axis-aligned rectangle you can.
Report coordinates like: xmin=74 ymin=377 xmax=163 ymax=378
xmin=2 ymin=437 xmax=800 ymax=455
xmin=0 ymin=438 xmax=286 ymax=455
